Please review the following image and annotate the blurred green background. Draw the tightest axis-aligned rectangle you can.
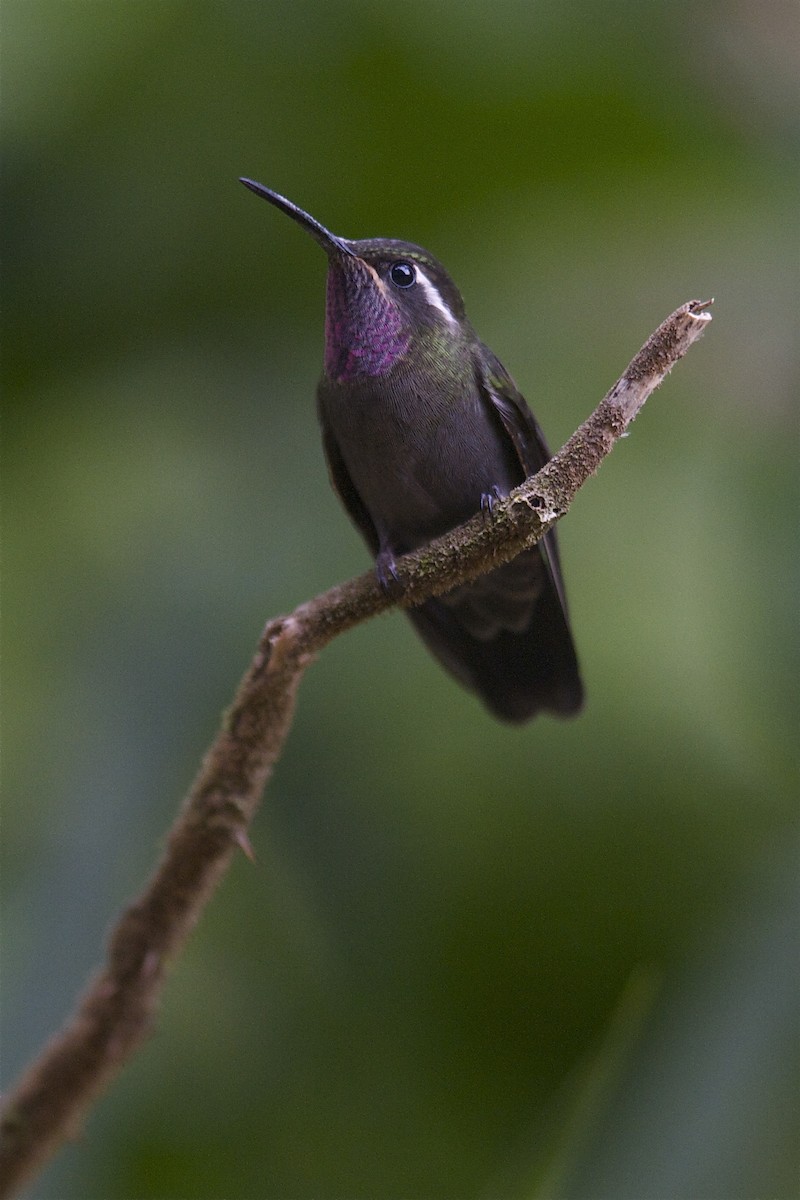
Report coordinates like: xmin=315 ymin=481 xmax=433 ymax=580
xmin=3 ymin=2 xmax=798 ymax=1197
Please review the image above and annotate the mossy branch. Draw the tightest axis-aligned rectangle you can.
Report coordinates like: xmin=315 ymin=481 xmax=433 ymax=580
xmin=0 ymin=300 xmax=711 ymax=1199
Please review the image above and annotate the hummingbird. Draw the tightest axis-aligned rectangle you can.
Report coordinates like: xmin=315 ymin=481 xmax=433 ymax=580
xmin=241 ymin=178 xmax=584 ymax=723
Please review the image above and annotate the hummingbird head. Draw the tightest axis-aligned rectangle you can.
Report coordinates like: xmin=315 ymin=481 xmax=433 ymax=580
xmin=241 ymin=179 xmax=468 ymax=384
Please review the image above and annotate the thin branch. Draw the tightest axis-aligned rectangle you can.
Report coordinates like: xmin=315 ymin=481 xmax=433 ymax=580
xmin=0 ymin=300 xmax=711 ymax=1199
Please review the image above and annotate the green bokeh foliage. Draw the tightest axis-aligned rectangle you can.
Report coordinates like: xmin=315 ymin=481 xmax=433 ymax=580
xmin=3 ymin=2 xmax=798 ymax=1197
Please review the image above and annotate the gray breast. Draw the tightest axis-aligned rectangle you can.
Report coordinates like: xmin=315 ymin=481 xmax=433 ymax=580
xmin=320 ymin=372 xmax=520 ymax=553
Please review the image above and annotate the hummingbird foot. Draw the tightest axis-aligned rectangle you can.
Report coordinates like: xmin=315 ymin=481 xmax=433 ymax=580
xmin=375 ymin=549 xmax=404 ymax=598
xmin=480 ymin=485 xmax=503 ymax=521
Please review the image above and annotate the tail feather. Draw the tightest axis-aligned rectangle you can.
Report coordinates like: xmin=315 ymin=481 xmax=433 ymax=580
xmin=407 ymin=550 xmax=583 ymax=723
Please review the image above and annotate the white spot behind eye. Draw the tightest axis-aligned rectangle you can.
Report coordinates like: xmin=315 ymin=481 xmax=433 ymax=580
xmin=414 ymin=266 xmax=459 ymax=329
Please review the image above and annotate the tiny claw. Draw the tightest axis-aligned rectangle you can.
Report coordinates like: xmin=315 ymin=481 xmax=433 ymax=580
xmin=233 ymin=828 xmax=256 ymax=863
xmin=376 ymin=549 xmax=404 ymax=598
xmin=481 ymin=485 xmax=503 ymax=520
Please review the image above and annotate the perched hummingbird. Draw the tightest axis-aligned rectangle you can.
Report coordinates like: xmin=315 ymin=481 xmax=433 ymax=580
xmin=241 ymin=178 xmax=583 ymax=722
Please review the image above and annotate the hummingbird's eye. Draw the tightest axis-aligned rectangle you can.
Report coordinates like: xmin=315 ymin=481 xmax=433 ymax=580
xmin=389 ymin=261 xmax=416 ymax=288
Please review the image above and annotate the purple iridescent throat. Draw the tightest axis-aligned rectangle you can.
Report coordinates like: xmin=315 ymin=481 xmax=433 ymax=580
xmin=324 ymin=261 xmax=411 ymax=382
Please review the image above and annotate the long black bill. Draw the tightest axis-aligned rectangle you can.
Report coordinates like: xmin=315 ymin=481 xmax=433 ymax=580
xmin=240 ymin=178 xmax=354 ymax=260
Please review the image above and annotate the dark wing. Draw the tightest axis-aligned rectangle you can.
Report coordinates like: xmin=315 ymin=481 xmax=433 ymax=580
xmin=476 ymin=344 xmax=570 ymax=616
xmin=478 ymin=344 xmax=552 ymax=476
xmin=410 ymin=345 xmax=584 ymax=722
xmin=319 ymin=419 xmax=380 ymax=557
